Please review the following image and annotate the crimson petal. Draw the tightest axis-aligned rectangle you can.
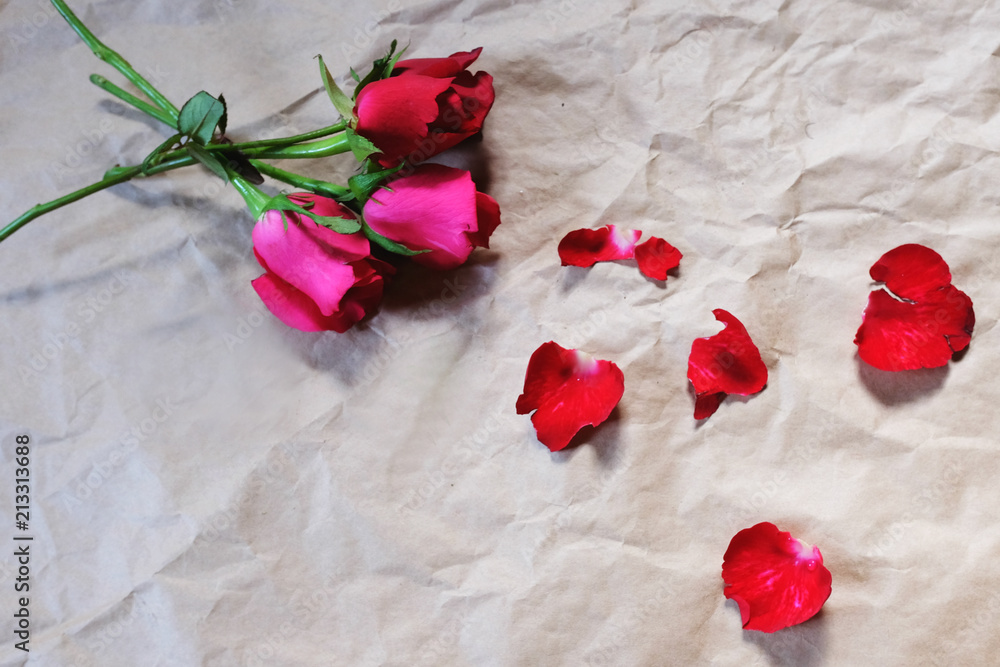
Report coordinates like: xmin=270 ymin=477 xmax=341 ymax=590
xmin=687 ymin=310 xmax=767 ymax=419
xmin=558 ymin=225 xmax=641 ymax=267
xmin=855 ymin=244 xmax=974 ymax=371
xmin=635 ymin=237 xmax=682 ymax=280
xmin=722 ymin=522 xmax=832 ymax=633
xmin=516 ymin=342 xmax=624 ymax=451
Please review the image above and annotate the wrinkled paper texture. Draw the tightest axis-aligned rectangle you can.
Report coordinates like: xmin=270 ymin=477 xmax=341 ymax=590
xmin=2 ymin=0 xmax=1000 ymax=664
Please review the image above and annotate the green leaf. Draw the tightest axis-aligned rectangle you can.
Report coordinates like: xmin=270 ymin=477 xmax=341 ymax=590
xmin=348 ymin=161 xmax=404 ymax=205
xmin=345 ymin=128 xmax=382 ymax=164
xmin=317 ymin=55 xmax=355 ymax=120
xmin=177 ymin=91 xmax=226 ymax=145
xmin=141 ymin=132 xmax=182 ymax=174
xmin=187 ymin=143 xmax=229 ymax=182
xmin=350 ymin=67 xmax=361 ymax=83
xmin=261 ymin=193 xmax=362 ymax=234
xmin=354 ymin=40 xmax=407 ymax=98
xmin=361 ymin=221 xmax=427 ymax=256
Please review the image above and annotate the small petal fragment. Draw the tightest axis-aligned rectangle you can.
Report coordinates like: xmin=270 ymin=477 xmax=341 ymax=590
xmin=722 ymin=522 xmax=832 ymax=633
xmin=855 ymin=244 xmax=974 ymax=371
xmin=558 ymin=225 xmax=642 ymax=267
xmin=635 ymin=237 xmax=683 ymax=280
xmin=687 ymin=310 xmax=767 ymax=419
xmin=516 ymin=342 xmax=625 ymax=451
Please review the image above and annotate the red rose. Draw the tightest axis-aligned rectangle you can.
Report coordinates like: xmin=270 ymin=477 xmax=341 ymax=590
xmin=354 ymin=48 xmax=495 ymax=167
xmin=251 ymin=194 xmax=393 ymax=332
xmin=363 ymin=164 xmax=501 ymax=271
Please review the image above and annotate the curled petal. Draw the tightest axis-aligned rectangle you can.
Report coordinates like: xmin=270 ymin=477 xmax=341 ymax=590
xmin=251 ymin=265 xmax=388 ymax=333
xmin=635 ymin=237 xmax=683 ymax=280
xmin=558 ymin=225 xmax=642 ymax=267
xmin=394 ymin=48 xmax=483 ymax=78
xmin=722 ymin=522 xmax=832 ymax=633
xmin=516 ymin=342 xmax=625 ymax=451
xmin=855 ymin=244 xmax=974 ymax=371
xmin=687 ymin=310 xmax=767 ymax=420
xmin=869 ymin=243 xmax=951 ymax=301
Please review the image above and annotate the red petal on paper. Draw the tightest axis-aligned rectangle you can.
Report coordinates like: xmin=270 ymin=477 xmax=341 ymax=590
xmin=855 ymin=244 xmax=974 ymax=371
xmin=869 ymin=243 xmax=951 ymax=301
xmin=722 ymin=522 xmax=832 ymax=633
xmin=634 ymin=237 xmax=682 ymax=280
xmin=558 ymin=225 xmax=642 ymax=267
xmin=855 ymin=286 xmax=974 ymax=371
xmin=516 ymin=341 xmax=625 ymax=451
xmin=687 ymin=310 xmax=767 ymax=419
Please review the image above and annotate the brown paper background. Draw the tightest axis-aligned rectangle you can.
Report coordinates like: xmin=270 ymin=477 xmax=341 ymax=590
xmin=2 ymin=0 xmax=1000 ymax=665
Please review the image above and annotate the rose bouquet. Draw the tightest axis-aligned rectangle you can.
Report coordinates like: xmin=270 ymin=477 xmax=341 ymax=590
xmin=3 ymin=0 xmax=501 ymax=333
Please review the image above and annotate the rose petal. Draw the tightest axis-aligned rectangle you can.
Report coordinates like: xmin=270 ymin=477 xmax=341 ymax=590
xmin=558 ymin=225 xmax=642 ymax=267
xmin=855 ymin=286 xmax=974 ymax=371
xmin=635 ymin=237 xmax=683 ymax=280
xmin=869 ymin=243 xmax=952 ymax=301
xmin=354 ymin=75 xmax=454 ymax=165
xmin=466 ymin=191 xmax=502 ymax=250
xmin=394 ymin=48 xmax=483 ymax=78
xmin=687 ymin=310 xmax=767 ymax=420
xmin=251 ymin=268 xmax=386 ymax=333
xmin=252 ymin=208 xmax=369 ymax=317
xmin=722 ymin=522 xmax=832 ymax=633
xmin=855 ymin=244 xmax=974 ymax=371
xmin=516 ymin=341 xmax=625 ymax=451
xmin=363 ymin=164 xmax=485 ymax=270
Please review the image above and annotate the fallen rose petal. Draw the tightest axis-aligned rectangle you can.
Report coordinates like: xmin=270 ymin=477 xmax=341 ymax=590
xmin=855 ymin=244 xmax=974 ymax=371
xmin=869 ymin=243 xmax=952 ymax=301
xmin=558 ymin=225 xmax=641 ymax=267
xmin=722 ymin=522 xmax=832 ymax=633
xmin=634 ymin=237 xmax=682 ymax=280
xmin=516 ymin=341 xmax=624 ymax=451
xmin=687 ymin=310 xmax=767 ymax=419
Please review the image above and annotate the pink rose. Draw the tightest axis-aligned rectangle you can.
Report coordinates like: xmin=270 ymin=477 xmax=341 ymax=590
xmin=362 ymin=164 xmax=501 ymax=271
xmin=354 ymin=48 xmax=495 ymax=167
xmin=251 ymin=194 xmax=393 ymax=332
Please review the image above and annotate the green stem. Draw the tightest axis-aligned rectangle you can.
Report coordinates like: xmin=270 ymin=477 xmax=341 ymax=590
xmin=4 ymin=134 xmax=352 ymax=242
xmin=90 ymin=74 xmax=176 ymax=127
xmin=228 ymin=174 xmax=270 ymax=220
xmin=241 ymin=133 xmax=351 ymax=159
xmin=251 ymin=161 xmax=350 ymax=198
xmin=207 ymin=122 xmax=348 ymax=151
xmin=0 ymin=166 xmax=145 ymax=243
xmin=51 ymin=0 xmax=179 ymax=118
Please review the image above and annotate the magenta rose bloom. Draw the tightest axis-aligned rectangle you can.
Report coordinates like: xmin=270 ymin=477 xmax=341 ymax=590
xmin=251 ymin=194 xmax=394 ymax=332
xmin=362 ymin=164 xmax=501 ymax=271
xmin=354 ymin=48 xmax=495 ymax=167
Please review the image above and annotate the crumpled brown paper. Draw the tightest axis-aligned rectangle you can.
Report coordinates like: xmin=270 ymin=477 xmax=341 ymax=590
xmin=2 ymin=0 xmax=1000 ymax=664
